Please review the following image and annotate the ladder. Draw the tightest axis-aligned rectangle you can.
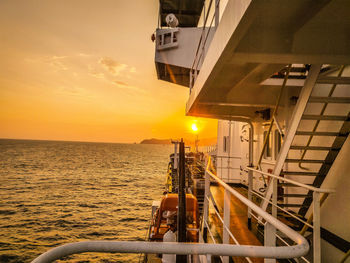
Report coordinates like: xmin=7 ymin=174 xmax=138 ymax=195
xmin=261 ymin=64 xmax=350 ymax=220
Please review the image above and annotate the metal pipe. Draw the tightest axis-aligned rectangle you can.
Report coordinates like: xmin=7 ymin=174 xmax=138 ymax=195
xmin=177 ymin=139 xmax=187 ymax=262
xmin=245 ymin=167 xmax=334 ymax=193
xmin=32 ymin=237 xmax=309 ymax=263
xmin=246 ymin=121 xmax=254 ymax=229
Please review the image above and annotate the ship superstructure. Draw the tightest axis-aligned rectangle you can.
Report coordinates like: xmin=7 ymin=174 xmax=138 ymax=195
xmin=154 ymin=0 xmax=350 ymax=262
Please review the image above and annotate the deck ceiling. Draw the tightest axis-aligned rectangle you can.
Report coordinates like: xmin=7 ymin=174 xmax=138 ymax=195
xmin=186 ymin=0 xmax=350 ymax=121
xmin=159 ymin=0 xmax=205 ymax=27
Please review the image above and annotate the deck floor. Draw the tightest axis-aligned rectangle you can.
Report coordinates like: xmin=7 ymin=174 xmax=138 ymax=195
xmin=209 ymin=185 xmax=263 ymax=263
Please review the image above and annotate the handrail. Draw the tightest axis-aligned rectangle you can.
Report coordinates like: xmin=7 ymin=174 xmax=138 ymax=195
xmin=204 ymin=160 xmax=309 ymax=259
xmin=250 ymin=189 xmax=313 ymax=229
xmin=245 ymin=167 xmax=334 ymax=193
xmin=190 ymin=0 xmax=220 ymax=90
xmin=31 ymin=237 xmax=309 ymax=263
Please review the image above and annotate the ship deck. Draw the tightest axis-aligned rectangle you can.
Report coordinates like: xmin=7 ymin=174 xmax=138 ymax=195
xmin=210 ymin=185 xmax=263 ymax=263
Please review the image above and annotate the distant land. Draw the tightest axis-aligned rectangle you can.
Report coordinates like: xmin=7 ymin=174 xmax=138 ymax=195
xmin=140 ymin=138 xmax=171 ymax=145
xmin=140 ymin=137 xmax=217 ymax=146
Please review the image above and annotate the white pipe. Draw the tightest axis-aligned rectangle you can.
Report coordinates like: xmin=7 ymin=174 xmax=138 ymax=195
xmin=32 ymin=238 xmax=308 ymax=263
xmin=245 ymin=167 xmax=334 ymax=193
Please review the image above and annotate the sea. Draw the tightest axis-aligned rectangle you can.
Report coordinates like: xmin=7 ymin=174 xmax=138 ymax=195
xmin=0 ymin=139 xmax=173 ymax=263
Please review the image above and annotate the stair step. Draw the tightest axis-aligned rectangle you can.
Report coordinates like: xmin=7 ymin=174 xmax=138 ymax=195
xmin=281 ymin=194 xmax=309 ymax=198
xmin=317 ymin=76 xmax=350 ymax=84
xmin=295 ymin=131 xmax=340 ymax=136
xmin=280 ymin=171 xmax=318 ymax=176
xmin=290 ymin=145 xmax=338 ymax=151
xmin=302 ymin=115 xmax=347 ymax=121
xmin=285 ymin=159 xmax=324 ymax=163
xmin=280 ymin=183 xmax=312 ymax=187
xmin=279 ymin=204 xmax=305 ymax=208
xmin=309 ymin=96 xmax=350 ymax=104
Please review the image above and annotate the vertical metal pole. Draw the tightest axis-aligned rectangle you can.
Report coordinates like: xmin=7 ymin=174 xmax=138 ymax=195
xmin=177 ymin=139 xmax=187 ymax=263
xmin=264 ymin=179 xmax=276 ymax=263
xmin=223 ymin=189 xmax=231 ymax=263
xmin=247 ymin=168 xmax=253 ymax=230
xmin=174 ymin=143 xmax=178 ymax=170
xmin=272 ymin=178 xmax=277 ymax=218
xmin=227 ymin=121 xmax=232 ymax=182
xmin=203 ymin=168 xmax=210 ymax=243
xmin=215 ymin=0 xmax=219 ymax=28
xmin=248 ymin=123 xmax=254 ymax=229
xmin=313 ymin=191 xmax=321 ymax=263
xmin=264 ymin=222 xmax=276 ymax=263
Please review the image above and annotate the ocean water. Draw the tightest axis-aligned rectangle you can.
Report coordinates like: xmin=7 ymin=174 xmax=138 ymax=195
xmin=0 ymin=139 xmax=173 ymax=263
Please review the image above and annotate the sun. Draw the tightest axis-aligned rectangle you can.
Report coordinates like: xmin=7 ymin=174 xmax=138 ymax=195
xmin=191 ymin=123 xmax=198 ymax=132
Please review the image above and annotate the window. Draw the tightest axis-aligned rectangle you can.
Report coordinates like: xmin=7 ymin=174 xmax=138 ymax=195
xmin=274 ymin=129 xmax=282 ymax=159
xmin=263 ymin=131 xmax=272 ymax=159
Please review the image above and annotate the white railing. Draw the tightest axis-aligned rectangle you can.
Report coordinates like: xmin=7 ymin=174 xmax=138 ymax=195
xmin=190 ymin=0 xmax=220 ymax=92
xmin=205 ymin=194 xmax=253 ymax=263
xmin=212 ymin=155 xmax=241 ymax=183
xmin=245 ymin=167 xmax=335 ymax=194
xmin=31 ymin=236 xmax=309 ymax=263
xmin=201 ymin=158 xmax=309 ymax=263
xmin=245 ymin=167 xmax=334 ymax=263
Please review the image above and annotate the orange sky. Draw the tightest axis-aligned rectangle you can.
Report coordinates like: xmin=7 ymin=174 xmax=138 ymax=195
xmin=0 ymin=0 xmax=217 ymax=143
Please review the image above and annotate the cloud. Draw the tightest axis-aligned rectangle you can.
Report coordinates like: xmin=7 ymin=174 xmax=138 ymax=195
xmin=99 ymin=57 xmax=128 ymax=76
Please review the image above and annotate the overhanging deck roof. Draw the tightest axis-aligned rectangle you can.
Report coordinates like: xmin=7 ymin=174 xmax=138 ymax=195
xmin=186 ymin=0 xmax=350 ymax=121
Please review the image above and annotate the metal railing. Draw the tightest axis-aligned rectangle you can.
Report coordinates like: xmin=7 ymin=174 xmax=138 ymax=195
xmin=201 ymin=157 xmax=309 ymax=263
xmin=211 ymin=155 xmax=241 ymax=183
xmin=190 ymin=0 xmax=220 ymax=92
xmin=31 ymin=164 xmax=309 ymax=263
xmin=245 ymin=167 xmax=334 ymax=262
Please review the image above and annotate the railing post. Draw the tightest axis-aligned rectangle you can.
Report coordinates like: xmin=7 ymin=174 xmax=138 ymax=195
xmin=272 ymin=178 xmax=277 ymax=218
xmin=247 ymin=166 xmax=253 ymax=230
xmin=264 ymin=179 xmax=277 ymax=263
xmin=313 ymin=191 xmax=321 ymax=263
xmin=203 ymin=168 xmax=210 ymax=243
xmin=264 ymin=222 xmax=276 ymax=263
xmin=223 ymin=189 xmax=231 ymax=263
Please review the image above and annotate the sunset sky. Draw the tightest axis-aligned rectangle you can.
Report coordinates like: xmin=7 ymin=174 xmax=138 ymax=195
xmin=0 ymin=0 xmax=217 ymax=143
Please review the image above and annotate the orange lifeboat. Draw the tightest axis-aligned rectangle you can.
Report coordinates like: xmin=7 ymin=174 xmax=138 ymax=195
xmin=149 ymin=193 xmax=199 ymax=242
